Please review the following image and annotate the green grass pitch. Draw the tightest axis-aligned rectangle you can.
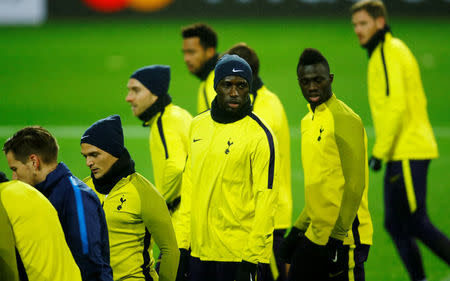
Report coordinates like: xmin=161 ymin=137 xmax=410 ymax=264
xmin=0 ymin=18 xmax=449 ymax=280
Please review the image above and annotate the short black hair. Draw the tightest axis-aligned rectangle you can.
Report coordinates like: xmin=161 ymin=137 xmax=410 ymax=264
xmin=181 ymin=23 xmax=218 ymax=50
xmin=3 ymin=126 xmax=59 ymax=164
xmin=226 ymin=42 xmax=260 ymax=77
xmin=297 ymin=48 xmax=330 ymax=73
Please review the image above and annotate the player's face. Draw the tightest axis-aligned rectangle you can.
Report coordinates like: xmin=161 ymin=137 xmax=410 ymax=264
xmin=352 ymin=10 xmax=384 ymax=46
xmin=297 ymin=63 xmax=333 ymax=107
xmin=216 ymin=75 xmax=249 ymax=114
xmin=5 ymin=152 xmax=39 ymax=186
xmin=81 ymin=143 xmax=118 ymax=179
xmin=182 ymin=37 xmax=214 ymax=75
xmin=125 ymin=78 xmax=159 ymax=117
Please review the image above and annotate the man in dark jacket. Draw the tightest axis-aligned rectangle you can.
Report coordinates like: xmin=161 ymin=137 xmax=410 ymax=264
xmin=3 ymin=126 xmax=113 ymax=281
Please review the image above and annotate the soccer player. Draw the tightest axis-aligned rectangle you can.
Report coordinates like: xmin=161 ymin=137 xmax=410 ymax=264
xmin=351 ymin=1 xmax=450 ymax=280
xmin=80 ymin=115 xmax=179 ymax=281
xmin=175 ymin=54 xmax=279 ymax=281
xmin=226 ymin=42 xmax=292 ymax=281
xmin=3 ymin=126 xmax=113 ymax=281
xmin=0 ymin=172 xmax=82 ymax=281
xmin=126 ymin=65 xmax=192 ymax=219
xmin=280 ymin=48 xmax=372 ymax=281
xmin=181 ymin=22 xmax=219 ymax=113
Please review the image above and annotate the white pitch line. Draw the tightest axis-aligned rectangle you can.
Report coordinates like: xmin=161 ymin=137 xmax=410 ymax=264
xmin=0 ymin=125 xmax=449 ymax=139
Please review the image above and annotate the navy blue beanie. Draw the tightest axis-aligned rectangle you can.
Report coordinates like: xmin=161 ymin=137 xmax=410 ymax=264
xmin=213 ymin=54 xmax=252 ymax=90
xmin=130 ymin=65 xmax=170 ymax=97
xmin=81 ymin=115 xmax=125 ymax=158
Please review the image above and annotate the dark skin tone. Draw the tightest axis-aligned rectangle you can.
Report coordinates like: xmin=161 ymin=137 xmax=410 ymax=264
xmin=216 ymin=75 xmax=250 ymax=114
xmin=297 ymin=63 xmax=334 ymax=112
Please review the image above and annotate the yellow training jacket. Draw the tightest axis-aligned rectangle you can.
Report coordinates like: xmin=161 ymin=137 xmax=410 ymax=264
xmin=197 ymin=71 xmax=216 ymax=113
xmin=176 ymin=111 xmax=279 ymax=264
xmin=252 ymin=86 xmax=292 ymax=229
xmin=84 ymin=173 xmax=179 ymax=281
xmin=294 ymin=95 xmax=372 ymax=246
xmin=0 ymin=180 xmax=81 ymax=281
xmin=368 ymin=32 xmax=438 ymax=160
xmin=147 ymin=104 xmax=192 ymax=209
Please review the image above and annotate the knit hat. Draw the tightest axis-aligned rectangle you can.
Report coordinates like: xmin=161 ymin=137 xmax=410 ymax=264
xmin=80 ymin=115 xmax=125 ymax=158
xmin=213 ymin=54 xmax=252 ymax=90
xmin=130 ymin=65 xmax=170 ymax=97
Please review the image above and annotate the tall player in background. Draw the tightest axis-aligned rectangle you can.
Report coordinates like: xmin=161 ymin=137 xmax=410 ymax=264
xmin=351 ymin=1 xmax=450 ymax=280
xmin=126 ymin=65 xmax=192 ymax=271
xmin=226 ymin=43 xmax=292 ymax=281
xmin=181 ymin=23 xmax=219 ymax=113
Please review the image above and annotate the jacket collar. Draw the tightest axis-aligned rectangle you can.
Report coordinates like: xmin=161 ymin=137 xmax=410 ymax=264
xmin=364 ymin=25 xmax=391 ymax=57
xmin=210 ymin=95 xmax=253 ymax=124
xmin=139 ymin=94 xmax=172 ymax=127
xmin=195 ymin=53 xmax=219 ymax=81
xmin=91 ymin=149 xmax=135 ymax=195
xmin=35 ymin=162 xmax=71 ymax=197
xmin=307 ymin=93 xmax=336 ymax=114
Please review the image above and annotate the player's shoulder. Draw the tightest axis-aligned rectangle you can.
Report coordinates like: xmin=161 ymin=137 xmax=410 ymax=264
xmin=247 ymin=112 xmax=276 ymax=139
xmin=165 ymin=104 xmax=193 ymax=120
xmin=328 ymin=97 xmax=363 ymax=129
xmin=192 ymin=109 xmax=211 ymax=123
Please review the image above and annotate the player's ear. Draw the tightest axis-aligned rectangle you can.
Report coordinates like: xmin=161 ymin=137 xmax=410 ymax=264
xmin=29 ymin=154 xmax=41 ymax=170
xmin=375 ymin=16 xmax=385 ymax=30
xmin=329 ymin=73 xmax=334 ymax=83
xmin=205 ymin=47 xmax=215 ymax=59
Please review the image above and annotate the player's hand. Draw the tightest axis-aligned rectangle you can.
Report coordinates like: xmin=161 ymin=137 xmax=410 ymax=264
xmin=326 ymin=237 xmax=346 ymax=279
xmin=176 ymin=248 xmax=190 ymax=281
xmin=368 ymin=156 xmax=382 ymax=171
xmin=0 ymin=171 xmax=9 ymax=183
xmin=235 ymin=260 xmax=257 ymax=281
xmin=279 ymin=227 xmax=305 ymax=263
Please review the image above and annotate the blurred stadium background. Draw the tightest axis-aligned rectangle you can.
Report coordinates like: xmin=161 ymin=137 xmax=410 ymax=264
xmin=1 ymin=0 xmax=449 ymax=280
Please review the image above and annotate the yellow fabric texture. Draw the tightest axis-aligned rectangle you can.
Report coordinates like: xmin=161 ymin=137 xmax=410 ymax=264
xmin=0 ymin=180 xmax=81 ymax=281
xmin=294 ymin=95 xmax=372 ymax=246
xmin=368 ymin=32 xmax=438 ymax=161
xmin=148 ymin=104 xmax=192 ymax=205
xmin=252 ymin=86 xmax=292 ymax=229
xmin=175 ymin=111 xmax=279 ymax=264
xmin=84 ymin=173 xmax=179 ymax=281
xmin=196 ymin=71 xmax=216 ymax=113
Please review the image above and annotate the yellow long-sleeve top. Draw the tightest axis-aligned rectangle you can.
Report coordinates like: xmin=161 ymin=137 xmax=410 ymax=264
xmin=175 ymin=110 xmax=279 ymax=264
xmin=146 ymin=104 xmax=193 ymax=206
xmin=368 ymin=32 xmax=438 ymax=160
xmin=84 ymin=173 xmax=179 ymax=281
xmin=0 ymin=180 xmax=81 ymax=281
xmin=197 ymin=70 xmax=216 ymax=113
xmin=252 ymin=85 xmax=292 ymax=229
xmin=294 ymin=95 xmax=372 ymax=246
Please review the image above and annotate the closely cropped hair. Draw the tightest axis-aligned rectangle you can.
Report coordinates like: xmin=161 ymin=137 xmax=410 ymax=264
xmin=181 ymin=23 xmax=218 ymax=50
xmin=3 ymin=126 xmax=59 ymax=164
xmin=297 ymin=48 xmax=330 ymax=73
xmin=351 ymin=0 xmax=388 ymax=22
xmin=226 ymin=42 xmax=260 ymax=77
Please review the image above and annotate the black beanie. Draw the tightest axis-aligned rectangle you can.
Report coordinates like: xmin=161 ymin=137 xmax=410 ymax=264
xmin=81 ymin=115 xmax=125 ymax=158
xmin=213 ymin=54 xmax=252 ymax=90
xmin=130 ymin=65 xmax=170 ymax=97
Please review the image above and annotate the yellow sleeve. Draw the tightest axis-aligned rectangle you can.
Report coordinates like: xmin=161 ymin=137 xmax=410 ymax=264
xmin=197 ymin=71 xmax=216 ymax=114
xmin=330 ymin=114 xmax=367 ymax=241
xmin=153 ymin=112 xmax=192 ymax=204
xmin=135 ymin=179 xmax=180 ymax=281
xmin=242 ymin=126 xmax=279 ymax=263
xmin=372 ymin=44 xmax=407 ymax=159
xmin=174 ymin=134 xmax=193 ymax=250
xmin=1 ymin=181 xmax=81 ymax=281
